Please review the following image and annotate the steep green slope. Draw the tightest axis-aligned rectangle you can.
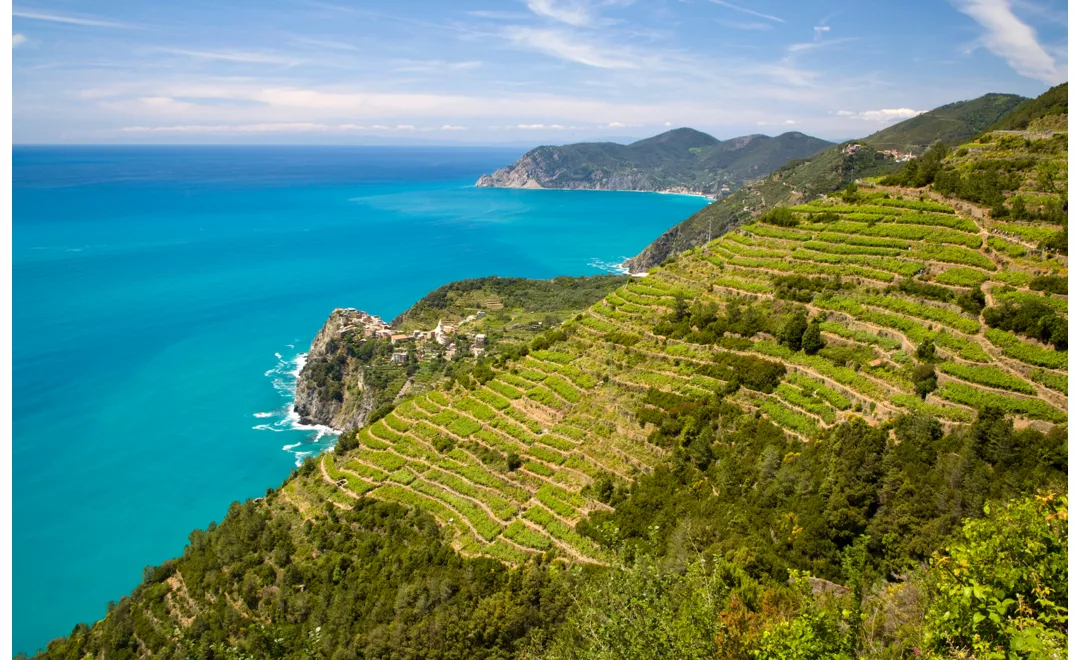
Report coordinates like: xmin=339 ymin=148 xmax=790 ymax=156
xmin=36 ymin=134 xmax=1068 ymax=659
xmin=294 ymin=276 xmax=625 ymax=431
xmin=865 ymin=93 xmax=1027 ymax=151
xmin=475 ymin=128 xmax=832 ymax=195
xmin=989 ymin=82 xmax=1067 ymax=131
xmin=625 ymin=92 xmax=1033 ymax=271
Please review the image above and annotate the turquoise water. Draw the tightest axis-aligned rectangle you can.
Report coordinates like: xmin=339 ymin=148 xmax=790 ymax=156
xmin=12 ymin=145 xmax=706 ymax=654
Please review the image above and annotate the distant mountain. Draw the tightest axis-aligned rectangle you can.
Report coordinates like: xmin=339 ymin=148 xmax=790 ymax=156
xmin=864 ymin=93 xmax=1028 ymax=151
xmin=625 ymin=92 xmax=1031 ymax=271
xmin=475 ymin=128 xmax=833 ymax=195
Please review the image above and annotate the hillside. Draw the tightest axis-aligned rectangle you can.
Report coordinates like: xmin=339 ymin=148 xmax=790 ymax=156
xmin=624 ymin=92 xmax=1032 ymax=271
xmin=295 ymin=276 xmax=625 ymax=431
xmin=989 ymin=82 xmax=1067 ymax=131
xmin=864 ymin=93 xmax=1027 ymax=151
xmin=475 ymin=128 xmax=832 ymax=196
xmin=36 ymin=117 xmax=1068 ymax=658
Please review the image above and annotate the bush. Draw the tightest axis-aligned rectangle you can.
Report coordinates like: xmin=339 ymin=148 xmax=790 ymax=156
xmin=924 ymin=494 xmax=1067 ymax=658
xmin=761 ymin=206 xmax=799 ymax=227
xmin=1029 ymin=275 xmax=1067 ymax=294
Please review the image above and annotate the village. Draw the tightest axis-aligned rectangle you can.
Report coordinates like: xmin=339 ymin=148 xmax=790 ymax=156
xmin=842 ymin=142 xmax=917 ymax=161
xmin=332 ymin=307 xmax=489 ymax=366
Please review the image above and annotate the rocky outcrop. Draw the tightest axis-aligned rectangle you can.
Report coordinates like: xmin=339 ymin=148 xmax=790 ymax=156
xmin=293 ymin=309 xmax=388 ymax=431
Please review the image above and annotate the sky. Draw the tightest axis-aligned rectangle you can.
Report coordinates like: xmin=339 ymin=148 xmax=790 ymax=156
xmin=11 ymin=0 xmax=1069 ymax=144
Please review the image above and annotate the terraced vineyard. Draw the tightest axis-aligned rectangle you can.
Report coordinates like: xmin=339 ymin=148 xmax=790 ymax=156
xmin=285 ymin=132 xmax=1068 ymax=563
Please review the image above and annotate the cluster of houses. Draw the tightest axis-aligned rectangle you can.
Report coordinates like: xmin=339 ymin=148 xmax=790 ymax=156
xmin=335 ymin=307 xmax=493 ymax=367
xmin=388 ymin=316 xmax=489 ymax=364
xmin=841 ymin=143 xmax=916 ymax=162
xmin=878 ymin=149 xmax=916 ymax=162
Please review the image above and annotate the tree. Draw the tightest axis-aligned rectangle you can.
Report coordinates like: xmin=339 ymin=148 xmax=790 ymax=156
xmin=779 ymin=310 xmax=809 ymax=352
xmin=956 ymin=286 xmax=986 ymax=316
xmin=801 ymin=321 xmax=825 ymax=355
xmin=916 ymin=338 xmax=936 ymax=362
xmin=506 ymin=452 xmax=523 ymax=472
xmin=912 ymin=364 xmax=938 ymax=400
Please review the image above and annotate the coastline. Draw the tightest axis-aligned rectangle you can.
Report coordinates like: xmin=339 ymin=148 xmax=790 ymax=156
xmin=476 ymin=182 xmax=717 ymax=202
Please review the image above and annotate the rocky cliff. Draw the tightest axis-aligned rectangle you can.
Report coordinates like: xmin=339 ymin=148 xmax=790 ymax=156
xmin=293 ymin=309 xmax=388 ymax=431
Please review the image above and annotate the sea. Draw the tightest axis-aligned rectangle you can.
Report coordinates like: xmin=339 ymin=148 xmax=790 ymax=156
xmin=12 ymin=145 xmax=707 ymax=654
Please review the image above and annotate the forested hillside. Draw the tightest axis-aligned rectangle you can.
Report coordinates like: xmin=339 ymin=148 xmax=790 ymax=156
xmin=625 ymin=91 xmax=1033 ymax=271
xmin=34 ymin=91 xmax=1068 ymax=660
xmin=475 ymin=128 xmax=832 ymax=196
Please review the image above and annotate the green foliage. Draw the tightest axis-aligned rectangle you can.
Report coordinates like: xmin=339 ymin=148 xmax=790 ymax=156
xmin=800 ymin=321 xmax=824 ymax=356
xmin=912 ymin=363 xmax=938 ymax=400
xmin=1029 ymin=368 xmax=1067 ymax=395
xmin=924 ymin=494 xmax=1067 ymax=659
xmin=983 ymin=299 xmax=1067 ymax=349
xmin=779 ymin=309 xmax=808 ymax=352
xmin=988 ymin=82 xmax=1067 ymax=130
xmin=1028 ymin=275 xmax=1067 ymax=294
xmin=938 ymin=362 xmax=1036 ymax=395
xmin=761 ymin=206 xmax=799 ymax=227
xmin=936 ymin=382 xmax=1066 ymax=423
xmin=935 ymin=267 xmax=990 ymax=287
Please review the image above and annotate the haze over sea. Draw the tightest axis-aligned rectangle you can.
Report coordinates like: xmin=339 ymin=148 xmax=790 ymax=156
xmin=12 ymin=145 xmax=706 ymax=654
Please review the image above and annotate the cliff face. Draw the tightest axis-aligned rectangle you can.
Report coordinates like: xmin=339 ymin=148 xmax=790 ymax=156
xmin=293 ymin=309 xmax=387 ymax=431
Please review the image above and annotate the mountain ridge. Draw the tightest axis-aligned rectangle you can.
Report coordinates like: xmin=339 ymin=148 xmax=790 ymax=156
xmin=476 ymin=128 xmax=833 ymax=196
xmin=623 ymin=91 xmax=1032 ymax=271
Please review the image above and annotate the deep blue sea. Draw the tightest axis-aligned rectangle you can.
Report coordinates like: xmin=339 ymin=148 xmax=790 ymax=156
xmin=12 ymin=145 xmax=706 ymax=654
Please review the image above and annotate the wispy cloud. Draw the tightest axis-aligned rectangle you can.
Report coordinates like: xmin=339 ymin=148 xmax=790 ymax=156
xmin=501 ymin=26 xmax=637 ymax=68
xmin=837 ymin=108 xmax=926 ymax=121
xmin=813 ymin=25 xmax=830 ymax=41
xmin=950 ymin=0 xmax=1061 ymax=83
xmin=526 ymin=0 xmax=592 ymax=27
xmin=465 ymin=9 xmax=534 ymax=20
xmin=117 ymin=122 xmax=442 ymax=134
xmin=290 ymin=36 xmax=361 ymax=52
xmin=394 ymin=59 xmax=484 ymax=72
xmin=12 ymin=8 xmax=134 ymax=28
xmin=717 ymin=20 xmax=773 ymax=31
xmin=12 ymin=33 xmax=27 ymax=48
xmin=157 ymin=48 xmax=303 ymax=66
xmin=709 ymin=0 xmax=784 ymax=24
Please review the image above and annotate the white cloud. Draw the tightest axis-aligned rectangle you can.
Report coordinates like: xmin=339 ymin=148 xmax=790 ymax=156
xmin=783 ymin=119 xmax=798 ymax=124
xmin=441 ymin=124 xmax=466 ymax=130
xmin=501 ymin=26 xmax=637 ymax=69
xmin=526 ymin=0 xmax=592 ymax=27
xmin=664 ymin=121 xmax=672 ymax=126
xmin=607 ymin=121 xmax=627 ymax=128
xmin=813 ymin=25 xmax=830 ymax=41
xmin=852 ymin=108 xmax=926 ymax=122
xmin=709 ymin=0 xmax=785 ymax=24
xmin=951 ymin=0 xmax=1061 ymax=83
xmin=12 ymin=8 xmax=133 ymax=28
xmin=12 ymin=33 xmax=27 ymax=48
